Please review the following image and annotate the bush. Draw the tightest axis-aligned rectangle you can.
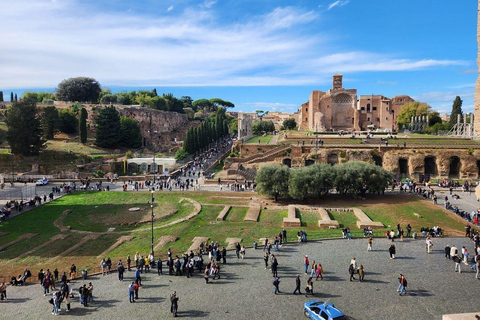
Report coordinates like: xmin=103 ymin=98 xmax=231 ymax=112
xmin=175 ymin=148 xmax=189 ymax=160
xmin=93 ymin=170 xmax=105 ymax=178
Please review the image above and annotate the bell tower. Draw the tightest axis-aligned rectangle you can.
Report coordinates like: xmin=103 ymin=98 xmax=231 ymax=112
xmin=333 ymin=74 xmax=343 ymax=91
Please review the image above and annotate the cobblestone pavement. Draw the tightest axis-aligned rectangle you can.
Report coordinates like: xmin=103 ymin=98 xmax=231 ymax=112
xmin=2 ymin=237 xmax=479 ymax=320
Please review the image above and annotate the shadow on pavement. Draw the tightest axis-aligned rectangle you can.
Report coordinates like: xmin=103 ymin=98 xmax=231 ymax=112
xmin=176 ymin=309 xmax=209 ymax=317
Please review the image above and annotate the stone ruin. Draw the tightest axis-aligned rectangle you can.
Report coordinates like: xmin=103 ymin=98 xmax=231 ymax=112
xmin=238 ymin=113 xmax=254 ymax=142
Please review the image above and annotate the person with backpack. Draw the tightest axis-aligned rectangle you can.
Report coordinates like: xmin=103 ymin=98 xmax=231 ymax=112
xmin=273 ymin=276 xmax=281 ymax=294
xmin=271 ymin=255 xmax=278 ymax=277
xmin=293 ymin=274 xmax=302 ymax=294
xmin=61 ymin=281 xmax=72 ymax=312
xmin=170 ymin=291 xmax=179 ymax=317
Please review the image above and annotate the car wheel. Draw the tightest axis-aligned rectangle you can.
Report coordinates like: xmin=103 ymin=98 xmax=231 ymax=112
xmin=304 ymin=310 xmax=310 ymax=318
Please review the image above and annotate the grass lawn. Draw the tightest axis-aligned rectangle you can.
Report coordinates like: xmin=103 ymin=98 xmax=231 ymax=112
xmin=246 ymin=135 xmax=273 ymax=144
xmin=0 ymin=191 xmax=471 ymax=278
xmin=224 ymin=207 xmax=248 ymax=221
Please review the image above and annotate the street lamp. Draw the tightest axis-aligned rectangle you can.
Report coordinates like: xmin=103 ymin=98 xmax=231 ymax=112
xmin=152 ymin=153 xmax=156 ymax=184
xmin=150 ymin=190 xmax=155 ymax=260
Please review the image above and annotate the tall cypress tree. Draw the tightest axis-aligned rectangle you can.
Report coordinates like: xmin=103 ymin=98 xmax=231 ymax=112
xmin=449 ymin=96 xmax=463 ymax=126
xmin=79 ymin=107 xmax=88 ymax=143
xmin=10 ymin=92 xmax=14 ymax=102
xmin=14 ymin=94 xmax=18 ymax=102
xmin=0 ymin=91 xmax=3 ymax=102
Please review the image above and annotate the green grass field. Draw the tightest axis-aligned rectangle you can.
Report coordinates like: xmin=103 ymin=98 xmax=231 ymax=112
xmin=0 ymin=191 xmax=470 ymax=277
xmin=246 ymin=135 xmax=273 ymax=144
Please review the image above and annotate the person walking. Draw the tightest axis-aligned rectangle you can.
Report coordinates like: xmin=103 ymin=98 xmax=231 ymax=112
xmin=358 ymin=265 xmax=365 ymax=282
xmin=222 ymin=247 xmax=227 ymax=264
xmin=349 ymin=262 xmax=356 ymax=281
xmin=315 ymin=263 xmax=324 ymax=281
xmin=462 ymin=246 xmax=469 ymax=265
xmin=304 ymin=255 xmax=310 ymax=275
xmin=134 ymin=267 xmax=142 ymax=286
xmin=293 ymin=274 xmax=302 ymax=294
xmin=0 ymin=282 xmax=6 ymax=301
xmin=367 ymin=237 xmax=373 ymax=251
xmin=101 ymin=258 xmax=107 ymax=276
xmin=426 ymin=237 xmax=433 ymax=254
xmin=170 ymin=291 xmax=179 ymax=317
xmin=310 ymin=261 xmax=317 ymax=277
xmin=264 ymin=252 xmax=269 ymax=269
xmin=282 ymin=228 xmax=287 ymax=243
xmin=273 ymin=276 xmax=281 ymax=294
xmin=128 ymin=282 xmax=135 ymax=303
xmin=240 ymin=245 xmax=246 ymax=259
xmin=204 ymin=266 xmax=209 ymax=284
xmin=389 ymin=244 xmax=396 ymax=259
xmin=397 ymin=274 xmax=407 ymax=295
xmin=271 ymin=255 xmax=278 ymax=277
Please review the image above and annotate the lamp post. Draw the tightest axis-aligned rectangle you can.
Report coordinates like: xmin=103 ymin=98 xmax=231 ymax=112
xmin=150 ymin=190 xmax=155 ymax=260
xmin=153 ymin=153 xmax=156 ymax=184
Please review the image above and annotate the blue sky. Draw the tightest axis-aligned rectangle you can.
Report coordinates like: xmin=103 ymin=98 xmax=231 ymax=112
xmin=0 ymin=0 xmax=477 ymax=114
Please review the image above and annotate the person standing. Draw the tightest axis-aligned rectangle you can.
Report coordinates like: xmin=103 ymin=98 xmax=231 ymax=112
xmin=462 ymin=246 xmax=469 ymax=265
xmin=445 ymin=244 xmax=451 ymax=259
xmin=273 ymin=276 xmax=281 ymax=294
xmin=235 ymin=243 xmax=241 ymax=259
xmin=240 ymin=245 xmax=246 ymax=259
xmin=204 ymin=266 xmax=209 ymax=284
xmin=170 ymin=291 xmax=179 ymax=317
xmin=282 ymin=228 xmax=287 ymax=243
xmin=264 ymin=252 xmax=269 ymax=269
xmin=1 ymin=282 xmax=6 ymax=301
xmin=135 ymin=267 xmax=142 ymax=286
xmin=454 ymin=253 xmax=462 ymax=273
xmin=101 ymin=258 xmax=107 ymax=276
xmin=271 ymin=255 xmax=278 ymax=277
xmin=406 ymin=224 xmax=412 ymax=237
xmin=476 ymin=258 xmax=480 ymax=279
xmin=367 ymin=237 xmax=373 ymax=251
xmin=128 ymin=282 xmax=135 ymax=303
xmin=304 ymin=255 xmax=310 ymax=275
xmin=157 ymin=259 xmax=163 ymax=275
xmin=127 ymin=255 xmax=132 ymax=271
xmin=293 ymin=274 xmax=302 ymax=294
xmin=222 ymin=247 xmax=227 ymax=264
xmin=117 ymin=260 xmax=125 ymax=281
xmin=310 ymin=260 xmax=317 ymax=277
xmin=389 ymin=244 xmax=396 ymax=259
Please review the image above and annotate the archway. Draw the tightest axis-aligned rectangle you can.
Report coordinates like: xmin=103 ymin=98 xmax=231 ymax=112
xmin=305 ymin=159 xmax=315 ymax=166
xmin=399 ymin=159 xmax=409 ymax=178
xmin=127 ymin=163 xmax=139 ymax=174
xmin=282 ymin=158 xmax=292 ymax=168
xmin=373 ymin=155 xmax=382 ymax=167
xmin=424 ymin=156 xmax=436 ymax=176
xmin=327 ymin=154 xmax=338 ymax=165
xmin=449 ymin=156 xmax=461 ymax=178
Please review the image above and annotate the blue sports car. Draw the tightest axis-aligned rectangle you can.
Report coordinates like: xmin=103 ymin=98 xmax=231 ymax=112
xmin=303 ymin=300 xmax=347 ymax=320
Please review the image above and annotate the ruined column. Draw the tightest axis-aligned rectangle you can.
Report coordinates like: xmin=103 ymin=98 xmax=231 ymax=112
xmin=475 ymin=0 xmax=480 ymax=136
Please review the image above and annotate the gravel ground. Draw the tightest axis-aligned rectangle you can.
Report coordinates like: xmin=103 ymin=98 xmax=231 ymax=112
xmin=2 ymin=236 xmax=479 ymax=320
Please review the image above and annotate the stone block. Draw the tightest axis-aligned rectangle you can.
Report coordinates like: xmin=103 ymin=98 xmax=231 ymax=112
xmin=283 ymin=205 xmax=301 ymax=227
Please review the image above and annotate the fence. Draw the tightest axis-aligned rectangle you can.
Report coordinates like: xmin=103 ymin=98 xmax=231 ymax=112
xmin=0 ymin=185 xmax=38 ymax=201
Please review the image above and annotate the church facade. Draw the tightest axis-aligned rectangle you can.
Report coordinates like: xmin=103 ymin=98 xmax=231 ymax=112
xmin=297 ymin=74 xmax=414 ymax=132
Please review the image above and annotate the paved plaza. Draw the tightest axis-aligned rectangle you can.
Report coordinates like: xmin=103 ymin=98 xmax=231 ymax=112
xmin=2 ymin=236 xmax=479 ymax=319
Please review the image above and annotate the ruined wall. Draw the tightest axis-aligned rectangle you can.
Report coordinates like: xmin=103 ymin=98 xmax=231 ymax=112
xmin=118 ymin=107 xmax=189 ymax=151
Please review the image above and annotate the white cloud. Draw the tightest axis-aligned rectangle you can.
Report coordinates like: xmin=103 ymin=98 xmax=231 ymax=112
xmin=201 ymin=0 xmax=216 ymax=9
xmin=328 ymin=0 xmax=349 ymax=10
xmin=243 ymin=102 xmax=297 ymax=112
xmin=413 ymin=90 xmax=474 ymax=114
xmin=0 ymin=1 xmax=467 ymax=90
xmin=167 ymin=5 xmax=174 ymax=12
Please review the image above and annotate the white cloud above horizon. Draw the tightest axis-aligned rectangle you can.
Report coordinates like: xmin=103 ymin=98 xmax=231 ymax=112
xmin=327 ymin=0 xmax=350 ymax=11
xmin=0 ymin=0 xmax=469 ymax=91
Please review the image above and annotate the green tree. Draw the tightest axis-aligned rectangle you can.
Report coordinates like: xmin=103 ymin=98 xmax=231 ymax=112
xmin=256 ymin=164 xmax=290 ymax=201
xmin=58 ymin=109 xmax=78 ymax=134
xmin=449 ymin=96 xmax=463 ymax=126
xmin=79 ymin=107 xmax=88 ymax=143
xmin=209 ymin=98 xmax=235 ymax=110
xmin=163 ymin=93 xmax=185 ymax=113
xmin=115 ymin=92 xmax=132 ymax=105
xmin=0 ymin=91 xmax=3 ymax=102
xmin=282 ymin=118 xmax=297 ymax=130
xmin=255 ymin=110 xmax=268 ymax=121
xmin=14 ymin=94 xmax=17 ymax=101
xmin=37 ymin=92 xmax=56 ymax=103
xmin=41 ymin=106 xmax=59 ymax=139
xmin=22 ymin=91 xmax=38 ymax=102
xmin=100 ymin=93 xmax=117 ymax=104
xmin=181 ymin=96 xmax=193 ymax=109
xmin=396 ymin=102 xmax=431 ymax=129
xmin=120 ymin=116 xmax=142 ymax=148
xmin=150 ymin=96 xmax=168 ymax=110
xmin=95 ymin=106 xmax=121 ymax=148
xmin=253 ymin=120 xmax=275 ymax=134
xmin=192 ymin=99 xmax=212 ymax=111
xmin=152 ymin=88 xmax=158 ymax=97
xmin=56 ymin=77 xmax=102 ymax=102
xmin=10 ymin=92 xmax=13 ymax=102
xmin=6 ymin=100 xmax=45 ymax=156
xmin=289 ymin=164 xmax=335 ymax=200
xmin=334 ymin=161 xmax=392 ymax=196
